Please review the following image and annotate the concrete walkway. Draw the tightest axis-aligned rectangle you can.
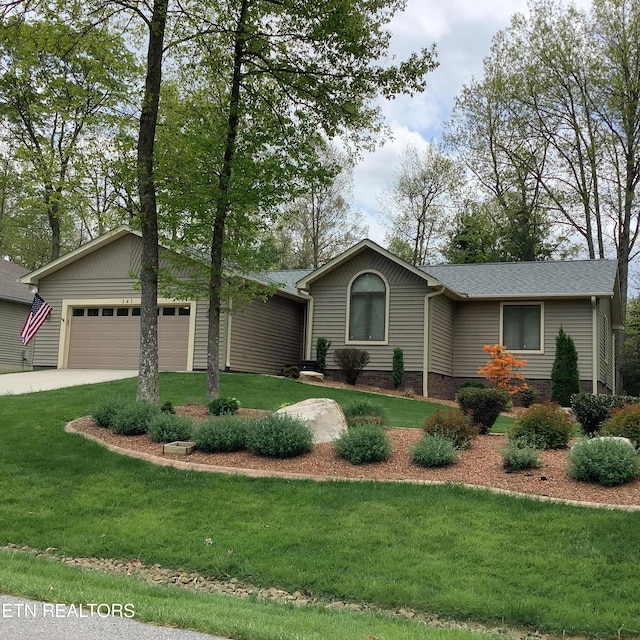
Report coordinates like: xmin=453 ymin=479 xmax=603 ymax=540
xmin=0 ymin=370 xmax=138 ymax=395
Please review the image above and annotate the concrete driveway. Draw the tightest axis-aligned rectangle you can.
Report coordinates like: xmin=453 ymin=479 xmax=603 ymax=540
xmin=0 ymin=369 xmax=138 ymax=395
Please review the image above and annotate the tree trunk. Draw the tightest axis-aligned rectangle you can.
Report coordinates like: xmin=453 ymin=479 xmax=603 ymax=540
xmin=206 ymin=0 xmax=249 ymax=402
xmin=136 ymin=0 xmax=168 ymax=404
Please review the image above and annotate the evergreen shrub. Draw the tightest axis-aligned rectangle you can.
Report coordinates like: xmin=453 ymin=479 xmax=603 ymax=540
xmin=147 ymin=413 xmax=194 ymax=443
xmin=456 ymin=387 xmax=509 ymax=434
xmin=334 ymin=423 xmax=392 ymax=464
xmin=392 ymin=347 xmax=404 ymax=390
xmin=600 ymin=405 xmax=640 ymax=448
xmin=550 ymin=327 xmax=580 ymax=407
xmin=208 ymin=397 xmax=240 ymax=416
xmin=91 ymin=397 xmax=129 ymax=428
xmin=571 ymin=393 xmax=640 ymax=437
xmin=194 ymin=416 xmax=250 ymax=453
xmin=246 ymin=414 xmax=313 ymax=458
xmin=316 ymin=337 xmax=331 ymax=372
xmin=111 ymin=402 xmax=160 ymax=436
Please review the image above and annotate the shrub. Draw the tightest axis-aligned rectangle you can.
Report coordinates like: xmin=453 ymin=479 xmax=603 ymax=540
xmin=111 ymin=402 xmax=161 ymax=436
xmin=411 ymin=434 xmax=459 ymax=468
xmin=246 ymin=414 xmax=313 ymax=458
xmin=342 ymin=400 xmax=386 ymax=428
xmin=518 ymin=386 xmax=538 ymax=408
xmin=600 ymin=404 xmax=640 ymax=448
xmin=421 ymin=408 xmax=477 ymax=449
xmin=333 ymin=348 xmax=370 ymax=385
xmin=208 ymin=396 xmax=240 ymax=416
xmin=193 ymin=416 xmax=250 ymax=453
xmin=507 ymin=403 xmax=574 ymax=449
xmin=456 ymin=387 xmax=509 ymax=434
xmin=148 ymin=413 xmax=194 ymax=443
xmin=454 ymin=380 xmax=486 ymax=398
xmin=91 ymin=397 xmax=129 ymax=428
xmin=499 ymin=442 xmax=542 ymax=472
xmin=392 ymin=347 xmax=404 ymax=390
xmin=571 ymin=393 xmax=640 ymax=436
xmin=160 ymin=401 xmax=175 ymax=414
xmin=282 ymin=366 xmax=300 ymax=379
xmin=550 ymin=327 xmax=580 ymax=407
xmin=568 ymin=438 xmax=639 ymax=486
xmin=316 ymin=337 xmax=331 ymax=372
xmin=334 ymin=423 xmax=392 ymax=464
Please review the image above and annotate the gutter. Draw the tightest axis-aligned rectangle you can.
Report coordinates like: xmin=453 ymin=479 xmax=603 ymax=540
xmin=304 ymin=295 xmax=315 ymax=361
xmin=591 ymin=296 xmax=598 ymax=395
xmin=423 ymin=286 xmax=446 ymax=398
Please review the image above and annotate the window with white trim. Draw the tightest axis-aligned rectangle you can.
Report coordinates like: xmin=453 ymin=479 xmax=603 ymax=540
xmin=502 ymin=304 xmax=542 ymax=351
xmin=348 ymin=273 xmax=386 ymax=341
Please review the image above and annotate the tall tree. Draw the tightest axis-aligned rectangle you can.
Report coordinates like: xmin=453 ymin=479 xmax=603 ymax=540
xmin=381 ymin=143 xmax=460 ymax=265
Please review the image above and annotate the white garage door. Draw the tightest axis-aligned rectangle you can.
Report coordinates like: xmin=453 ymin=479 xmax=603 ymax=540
xmin=67 ymin=305 xmax=190 ymax=370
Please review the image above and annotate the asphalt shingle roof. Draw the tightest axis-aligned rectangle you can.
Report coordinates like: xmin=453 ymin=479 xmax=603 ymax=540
xmin=419 ymin=260 xmax=619 ymax=298
xmin=0 ymin=259 xmax=31 ymax=304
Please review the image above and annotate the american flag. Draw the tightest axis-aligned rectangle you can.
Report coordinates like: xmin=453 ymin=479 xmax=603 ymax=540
xmin=20 ymin=293 xmax=52 ymax=345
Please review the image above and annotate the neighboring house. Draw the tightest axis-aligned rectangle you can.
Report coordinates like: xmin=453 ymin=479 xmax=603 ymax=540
xmin=20 ymin=229 xmax=623 ymax=401
xmin=18 ymin=227 xmax=306 ymax=375
xmin=296 ymin=240 xmax=622 ymax=400
xmin=0 ymin=259 xmax=33 ymax=372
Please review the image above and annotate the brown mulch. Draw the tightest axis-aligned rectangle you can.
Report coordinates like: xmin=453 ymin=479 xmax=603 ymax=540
xmin=67 ymin=405 xmax=640 ymax=510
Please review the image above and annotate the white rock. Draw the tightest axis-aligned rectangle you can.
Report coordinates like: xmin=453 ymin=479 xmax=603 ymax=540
xmin=276 ymin=398 xmax=347 ymax=444
xmin=299 ymin=370 xmax=325 ymax=383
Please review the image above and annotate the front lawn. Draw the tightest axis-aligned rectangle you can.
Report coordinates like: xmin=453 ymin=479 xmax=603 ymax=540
xmin=0 ymin=372 xmax=637 ymax=638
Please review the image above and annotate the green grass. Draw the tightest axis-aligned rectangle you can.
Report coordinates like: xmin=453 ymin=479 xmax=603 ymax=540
xmin=1 ymin=373 xmax=638 ymax=637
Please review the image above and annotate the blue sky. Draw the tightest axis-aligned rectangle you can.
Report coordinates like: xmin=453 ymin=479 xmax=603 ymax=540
xmin=354 ymin=0 xmax=591 ymax=244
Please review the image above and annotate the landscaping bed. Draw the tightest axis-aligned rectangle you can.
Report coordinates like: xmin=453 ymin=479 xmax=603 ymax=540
xmin=69 ymin=407 xmax=640 ymax=509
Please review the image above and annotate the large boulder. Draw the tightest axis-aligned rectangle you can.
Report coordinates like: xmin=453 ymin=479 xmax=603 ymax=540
xmin=276 ymin=398 xmax=347 ymax=444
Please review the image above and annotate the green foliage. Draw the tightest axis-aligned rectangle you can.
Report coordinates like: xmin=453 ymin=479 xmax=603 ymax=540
xmin=550 ymin=327 xmax=580 ymax=407
xmin=507 ymin=403 xmax=574 ymax=449
xmin=623 ymin=298 xmax=640 ymax=396
xmin=90 ymin=397 xmax=129 ymax=428
xmin=208 ymin=397 xmax=240 ymax=416
xmin=282 ymin=366 xmax=300 ymax=379
xmin=316 ymin=338 xmax=331 ymax=372
xmin=570 ymin=393 xmax=640 ymax=436
xmin=410 ymin=434 xmax=459 ymax=468
xmin=568 ymin=438 xmax=640 ymax=486
xmin=518 ymin=386 xmax=538 ymax=408
xmin=392 ymin=347 xmax=404 ymax=390
xmin=334 ymin=423 xmax=392 ymax=464
xmin=421 ymin=408 xmax=477 ymax=450
xmin=111 ymin=402 xmax=161 ymax=436
xmin=454 ymin=381 xmax=486 ymax=397
xmin=342 ymin=400 xmax=386 ymax=427
xmin=147 ymin=413 xmax=194 ymax=443
xmin=193 ymin=416 xmax=250 ymax=453
xmin=600 ymin=405 xmax=640 ymax=448
xmin=444 ymin=205 xmax=502 ymax=264
xmin=246 ymin=414 xmax=313 ymax=458
xmin=499 ymin=443 xmax=542 ymax=472
xmin=456 ymin=387 xmax=509 ymax=434
xmin=160 ymin=401 xmax=175 ymax=414
xmin=333 ymin=348 xmax=370 ymax=385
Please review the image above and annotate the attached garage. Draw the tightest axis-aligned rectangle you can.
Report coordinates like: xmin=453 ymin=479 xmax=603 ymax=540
xmin=66 ymin=304 xmax=191 ymax=370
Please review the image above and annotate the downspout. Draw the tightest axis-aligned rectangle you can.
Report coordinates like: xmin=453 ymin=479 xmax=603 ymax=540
xmin=591 ymin=296 xmax=598 ymax=395
xmin=611 ymin=331 xmax=616 ymax=395
xmin=304 ymin=295 xmax=314 ymax=361
xmin=224 ymin=303 xmax=232 ymax=371
xmin=423 ymin=286 xmax=445 ymax=398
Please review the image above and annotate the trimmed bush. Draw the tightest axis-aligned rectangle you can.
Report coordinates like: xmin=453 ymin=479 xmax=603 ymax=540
xmin=342 ymin=400 xmax=386 ymax=428
xmin=148 ymin=413 xmax=194 ymax=443
xmin=421 ymin=408 xmax=477 ymax=450
xmin=282 ymin=366 xmax=300 ymax=379
xmin=91 ymin=397 xmax=129 ymax=428
xmin=499 ymin=442 xmax=542 ymax=472
xmin=600 ymin=404 xmax=640 ymax=448
xmin=454 ymin=381 xmax=486 ymax=397
xmin=570 ymin=393 xmax=623 ymax=436
xmin=456 ymin=387 xmax=509 ymax=434
xmin=193 ymin=416 xmax=250 ymax=453
xmin=392 ymin=347 xmax=404 ymax=390
xmin=334 ymin=423 xmax=392 ymax=464
xmin=507 ymin=403 xmax=574 ymax=449
xmin=333 ymin=348 xmax=370 ymax=385
xmin=518 ymin=386 xmax=538 ymax=409
xmin=411 ymin=434 xmax=459 ymax=468
xmin=568 ymin=438 xmax=639 ymax=486
xmin=246 ymin=414 xmax=313 ymax=458
xmin=208 ymin=396 xmax=240 ymax=416
xmin=550 ymin=327 xmax=581 ymax=407
xmin=111 ymin=402 xmax=160 ymax=436
xmin=316 ymin=337 xmax=331 ymax=372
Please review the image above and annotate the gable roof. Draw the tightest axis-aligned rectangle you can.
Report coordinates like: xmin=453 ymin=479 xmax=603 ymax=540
xmin=420 ymin=260 xmax=620 ymax=299
xmin=0 ymin=259 xmax=32 ymax=304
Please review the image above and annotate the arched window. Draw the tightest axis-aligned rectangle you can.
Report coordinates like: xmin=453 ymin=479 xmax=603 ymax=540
xmin=348 ymin=272 xmax=386 ymax=341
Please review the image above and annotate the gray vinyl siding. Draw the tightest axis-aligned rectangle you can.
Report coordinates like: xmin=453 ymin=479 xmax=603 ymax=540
xmin=598 ymin=298 xmax=613 ymax=388
xmin=429 ymin=294 xmax=454 ymax=376
xmin=229 ymin=295 xmax=304 ymax=374
xmin=453 ymin=299 xmax=594 ymax=380
xmin=0 ymin=299 xmax=32 ymax=371
xmin=309 ymin=248 xmax=425 ymax=371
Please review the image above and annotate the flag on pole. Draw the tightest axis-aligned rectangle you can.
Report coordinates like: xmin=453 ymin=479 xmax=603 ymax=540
xmin=20 ymin=293 xmax=52 ymax=345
